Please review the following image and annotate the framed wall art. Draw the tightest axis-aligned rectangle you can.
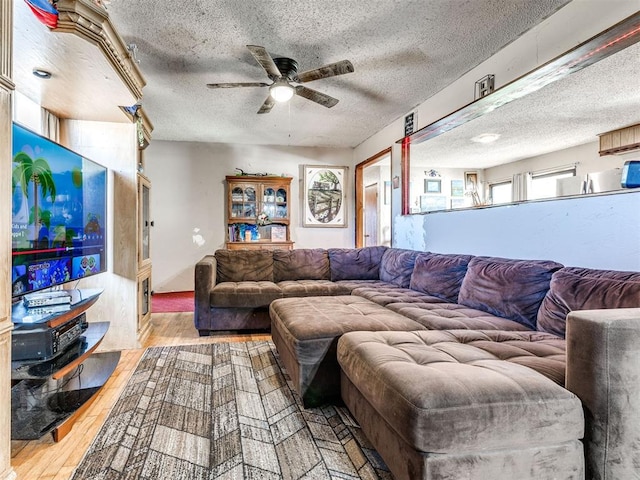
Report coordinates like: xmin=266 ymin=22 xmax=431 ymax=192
xmin=464 ymin=171 xmax=479 ymax=191
xmin=451 ymin=179 xmax=464 ymax=196
xmin=424 ymin=179 xmax=441 ymax=193
xmin=303 ymin=165 xmax=348 ymax=227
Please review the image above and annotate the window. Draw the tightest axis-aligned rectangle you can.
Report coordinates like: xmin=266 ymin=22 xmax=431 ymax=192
xmin=529 ymin=168 xmax=576 ymax=200
xmin=489 ymin=181 xmax=512 ymax=204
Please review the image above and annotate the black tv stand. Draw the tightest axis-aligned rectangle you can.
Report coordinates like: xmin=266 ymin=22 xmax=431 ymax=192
xmin=10 ymin=289 xmax=120 ymax=441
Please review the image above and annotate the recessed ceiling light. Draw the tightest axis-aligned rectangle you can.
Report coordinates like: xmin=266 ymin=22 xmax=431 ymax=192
xmin=32 ymin=68 xmax=52 ymax=79
xmin=471 ymin=133 xmax=500 ymax=144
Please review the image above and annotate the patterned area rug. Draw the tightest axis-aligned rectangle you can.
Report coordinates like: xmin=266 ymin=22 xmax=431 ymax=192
xmin=71 ymin=341 xmax=391 ymax=479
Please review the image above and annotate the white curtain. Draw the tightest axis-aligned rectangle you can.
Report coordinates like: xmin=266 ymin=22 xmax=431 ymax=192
xmin=41 ymin=107 xmax=59 ymax=142
xmin=512 ymin=172 xmax=532 ymax=202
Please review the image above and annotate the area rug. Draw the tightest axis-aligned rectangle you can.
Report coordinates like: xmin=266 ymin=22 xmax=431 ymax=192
xmin=151 ymin=291 xmax=194 ymax=313
xmin=71 ymin=341 xmax=391 ymax=479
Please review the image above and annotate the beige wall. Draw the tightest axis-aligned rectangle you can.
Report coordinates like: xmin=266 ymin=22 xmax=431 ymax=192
xmin=144 ymin=140 xmax=355 ymax=292
xmin=59 ymin=120 xmax=140 ymax=351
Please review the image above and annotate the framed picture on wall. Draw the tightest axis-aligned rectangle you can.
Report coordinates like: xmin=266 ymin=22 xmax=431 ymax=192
xmin=303 ymin=165 xmax=348 ymax=227
xmin=451 ymin=179 xmax=464 ymax=196
xmin=464 ymin=171 xmax=479 ymax=191
xmin=424 ymin=179 xmax=441 ymax=193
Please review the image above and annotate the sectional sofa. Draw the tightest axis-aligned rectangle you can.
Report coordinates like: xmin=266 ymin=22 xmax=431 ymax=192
xmin=194 ymin=246 xmax=640 ymax=480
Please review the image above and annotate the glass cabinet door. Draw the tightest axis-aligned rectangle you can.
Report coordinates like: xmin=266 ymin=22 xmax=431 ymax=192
xmin=230 ymin=185 xmax=257 ymax=219
xmin=138 ymin=174 xmax=152 ymax=268
xmin=262 ymin=187 xmax=276 ymax=218
xmin=275 ymin=188 xmax=287 ymax=219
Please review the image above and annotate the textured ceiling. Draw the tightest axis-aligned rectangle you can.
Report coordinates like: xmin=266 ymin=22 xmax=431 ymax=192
xmin=104 ymin=0 xmax=571 ymax=147
xmin=412 ymin=41 xmax=640 ymax=169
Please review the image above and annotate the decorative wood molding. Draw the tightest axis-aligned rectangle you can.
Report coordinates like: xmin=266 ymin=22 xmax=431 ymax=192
xmin=0 ymin=0 xmax=13 ymax=90
xmin=354 ymin=147 xmax=391 ymax=247
xmin=54 ymin=0 xmax=146 ymax=101
xmin=599 ymin=123 xmax=640 ymax=156
xmin=0 ymin=321 xmax=13 ymax=337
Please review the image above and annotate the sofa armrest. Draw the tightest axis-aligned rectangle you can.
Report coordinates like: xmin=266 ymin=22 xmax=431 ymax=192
xmin=194 ymin=255 xmax=217 ymax=328
xmin=565 ymin=308 xmax=640 ymax=480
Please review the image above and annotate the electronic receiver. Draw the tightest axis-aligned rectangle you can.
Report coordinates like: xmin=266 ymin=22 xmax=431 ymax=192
xmin=11 ymin=313 xmax=88 ymax=361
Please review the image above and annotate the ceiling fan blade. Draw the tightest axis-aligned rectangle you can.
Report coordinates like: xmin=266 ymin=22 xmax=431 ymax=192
xmin=207 ymin=82 xmax=269 ymax=89
xmin=295 ymin=85 xmax=339 ymax=108
xmin=247 ymin=45 xmax=282 ymax=79
xmin=296 ymin=60 xmax=354 ymax=83
xmin=257 ymin=95 xmax=276 ymax=114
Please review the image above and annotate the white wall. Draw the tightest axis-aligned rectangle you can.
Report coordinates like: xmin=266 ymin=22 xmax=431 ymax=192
xmin=145 ymin=140 xmax=354 ymax=292
xmin=485 ymin=141 xmax=637 ymax=185
xmin=395 ymin=190 xmax=640 ymax=271
xmin=354 ymin=1 xmax=640 ymax=266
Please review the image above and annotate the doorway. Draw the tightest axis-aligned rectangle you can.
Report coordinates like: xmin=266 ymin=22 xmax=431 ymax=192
xmin=364 ymin=184 xmax=378 ymax=246
xmin=355 ymin=148 xmax=392 ymax=248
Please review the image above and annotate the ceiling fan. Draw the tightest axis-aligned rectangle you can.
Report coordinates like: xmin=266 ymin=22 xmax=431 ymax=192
xmin=207 ymin=45 xmax=354 ymax=114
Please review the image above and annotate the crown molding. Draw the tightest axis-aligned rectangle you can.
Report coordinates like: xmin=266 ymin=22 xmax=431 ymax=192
xmin=54 ymin=0 xmax=146 ymax=101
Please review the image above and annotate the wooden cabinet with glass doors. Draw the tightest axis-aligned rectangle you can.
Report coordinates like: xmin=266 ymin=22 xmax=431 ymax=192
xmin=225 ymin=175 xmax=294 ymax=250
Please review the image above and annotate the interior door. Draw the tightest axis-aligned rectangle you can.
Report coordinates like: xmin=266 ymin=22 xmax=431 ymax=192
xmin=364 ymin=184 xmax=378 ymax=247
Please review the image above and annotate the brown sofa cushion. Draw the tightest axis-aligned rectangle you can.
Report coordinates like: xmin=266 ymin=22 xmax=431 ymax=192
xmin=379 ymin=248 xmax=420 ymax=287
xmin=351 ymin=286 xmax=443 ymax=306
xmin=537 ymin=267 xmax=640 ymax=338
xmin=273 ymin=248 xmax=330 ymax=282
xmin=338 ymin=330 xmax=582 ymax=453
xmin=210 ymin=281 xmax=282 ymax=308
xmin=328 ymin=246 xmax=387 ymax=281
xmin=215 ymin=249 xmax=274 ymax=283
xmin=386 ymin=302 xmax=532 ymax=332
xmin=457 ymin=256 xmax=563 ymax=330
xmin=278 ymin=279 xmax=351 ymax=297
xmin=409 ymin=253 xmax=473 ymax=303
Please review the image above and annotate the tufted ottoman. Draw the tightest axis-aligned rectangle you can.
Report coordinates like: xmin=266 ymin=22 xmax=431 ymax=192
xmin=338 ymin=330 xmax=585 ymax=480
xmin=269 ymin=296 xmax=426 ymax=406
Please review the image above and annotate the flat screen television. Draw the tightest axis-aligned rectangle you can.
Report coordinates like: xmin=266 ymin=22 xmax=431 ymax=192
xmin=11 ymin=122 xmax=108 ymax=298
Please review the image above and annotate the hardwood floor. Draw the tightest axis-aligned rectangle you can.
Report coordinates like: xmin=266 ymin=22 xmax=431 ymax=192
xmin=10 ymin=312 xmax=270 ymax=480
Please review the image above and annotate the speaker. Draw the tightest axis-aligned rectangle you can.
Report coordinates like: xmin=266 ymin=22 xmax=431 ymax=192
xmin=621 ymin=160 xmax=640 ymax=188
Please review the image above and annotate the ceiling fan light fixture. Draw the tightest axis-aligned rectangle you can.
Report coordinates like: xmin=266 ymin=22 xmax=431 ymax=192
xmin=270 ymin=80 xmax=294 ymax=102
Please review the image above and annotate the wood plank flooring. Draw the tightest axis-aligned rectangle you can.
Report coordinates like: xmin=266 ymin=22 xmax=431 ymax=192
xmin=10 ymin=312 xmax=270 ymax=480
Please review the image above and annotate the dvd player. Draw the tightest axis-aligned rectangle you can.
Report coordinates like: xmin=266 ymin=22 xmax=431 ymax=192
xmin=23 ymin=290 xmax=72 ymax=308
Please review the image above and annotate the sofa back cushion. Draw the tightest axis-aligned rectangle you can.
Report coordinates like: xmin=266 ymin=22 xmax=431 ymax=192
xmin=273 ymin=249 xmax=330 ymax=282
xmin=458 ymin=256 xmax=563 ymax=330
xmin=328 ymin=246 xmax=387 ymax=281
xmin=379 ymin=248 xmax=420 ymax=287
xmin=215 ymin=249 xmax=274 ymax=283
xmin=409 ymin=253 xmax=474 ymax=303
xmin=537 ymin=267 xmax=640 ymax=338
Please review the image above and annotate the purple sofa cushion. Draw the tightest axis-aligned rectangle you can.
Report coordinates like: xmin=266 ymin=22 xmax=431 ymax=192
xmin=379 ymin=248 xmax=420 ymax=287
xmin=273 ymin=248 xmax=330 ymax=282
xmin=537 ymin=267 xmax=640 ymax=338
xmin=215 ymin=249 xmax=274 ymax=283
xmin=409 ymin=253 xmax=473 ymax=303
xmin=458 ymin=256 xmax=563 ymax=330
xmin=328 ymin=246 xmax=387 ymax=281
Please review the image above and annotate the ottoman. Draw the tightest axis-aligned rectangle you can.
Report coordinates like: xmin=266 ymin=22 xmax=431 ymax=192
xmin=338 ymin=330 xmax=585 ymax=480
xmin=269 ymin=296 xmax=426 ymax=407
